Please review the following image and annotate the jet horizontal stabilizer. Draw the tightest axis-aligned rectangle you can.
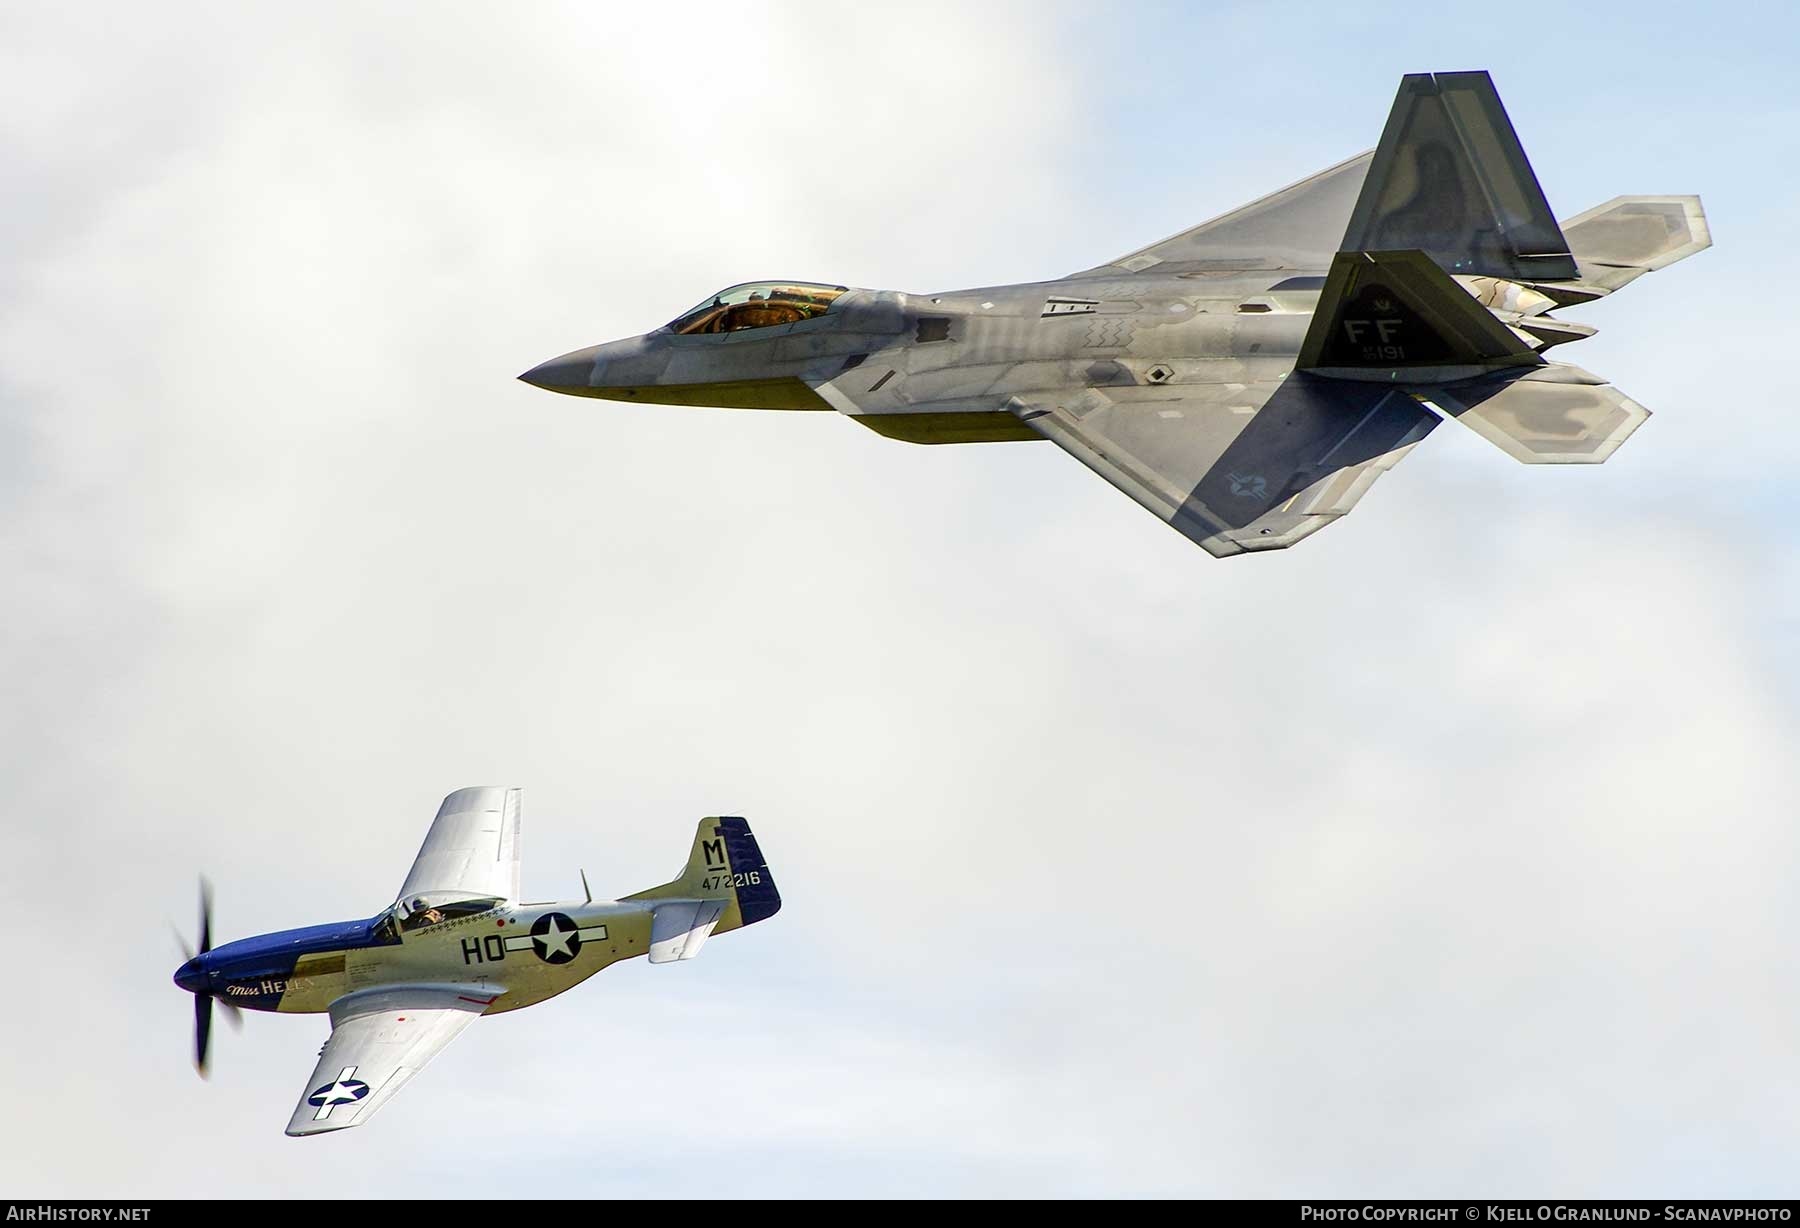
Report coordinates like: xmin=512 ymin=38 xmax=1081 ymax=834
xmin=1411 ymin=366 xmax=1649 ymax=464
xmin=1561 ymin=195 xmax=1712 ymax=293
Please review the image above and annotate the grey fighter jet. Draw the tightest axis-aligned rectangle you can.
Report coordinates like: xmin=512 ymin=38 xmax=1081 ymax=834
xmin=522 ymin=71 xmax=1709 ymax=557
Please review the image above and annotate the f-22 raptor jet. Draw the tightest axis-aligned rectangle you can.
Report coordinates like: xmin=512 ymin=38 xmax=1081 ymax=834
xmin=522 ymin=71 xmax=1709 ymax=557
xmin=172 ymin=788 xmax=779 ymax=1135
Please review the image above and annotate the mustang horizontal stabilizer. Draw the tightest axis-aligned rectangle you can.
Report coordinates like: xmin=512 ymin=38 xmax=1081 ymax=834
xmin=647 ymin=899 xmax=726 ymax=963
xmin=1561 ymin=196 xmax=1712 ymax=293
xmin=1343 ymin=71 xmax=1576 ymax=282
xmin=1009 ymin=377 xmax=1438 ymax=557
xmin=285 ymin=985 xmax=494 ymax=1137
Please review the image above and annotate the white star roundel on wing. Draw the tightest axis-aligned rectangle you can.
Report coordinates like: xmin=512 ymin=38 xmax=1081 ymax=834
xmin=306 ymin=1065 xmax=370 ymax=1121
xmin=310 ymin=1078 xmax=368 ymax=1106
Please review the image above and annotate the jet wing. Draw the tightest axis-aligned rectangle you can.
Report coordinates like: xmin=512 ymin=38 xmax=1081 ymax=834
xmin=1070 ymin=151 xmax=1373 ymax=277
xmin=1008 ymin=375 xmax=1438 ymax=557
xmin=285 ymin=985 xmax=498 ymax=1136
xmin=396 ymin=786 xmax=522 ymax=905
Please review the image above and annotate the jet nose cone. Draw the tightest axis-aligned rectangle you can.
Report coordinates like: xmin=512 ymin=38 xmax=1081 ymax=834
xmin=519 ymin=345 xmax=604 ymax=393
xmin=174 ymin=957 xmax=208 ymax=995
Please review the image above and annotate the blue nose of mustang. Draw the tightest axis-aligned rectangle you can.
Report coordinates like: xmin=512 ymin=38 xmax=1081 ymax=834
xmin=174 ymin=956 xmax=209 ymax=994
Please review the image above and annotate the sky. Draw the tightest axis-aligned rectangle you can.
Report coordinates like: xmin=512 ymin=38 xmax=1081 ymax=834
xmin=3 ymin=0 xmax=1798 ymax=1199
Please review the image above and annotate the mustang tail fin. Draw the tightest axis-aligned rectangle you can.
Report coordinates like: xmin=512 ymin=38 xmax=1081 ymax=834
xmin=1342 ymin=70 xmax=1576 ymax=281
xmin=624 ymin=817 xmax=780 ymax=962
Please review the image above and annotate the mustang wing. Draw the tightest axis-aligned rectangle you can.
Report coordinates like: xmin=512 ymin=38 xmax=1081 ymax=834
xmin=1009 ymin=375 xmax=1438 ymax=557
xmin=285 ymin=985 xmax=498 ymax=1137
xmin=396 ymin=786 xmax=521 ymax=905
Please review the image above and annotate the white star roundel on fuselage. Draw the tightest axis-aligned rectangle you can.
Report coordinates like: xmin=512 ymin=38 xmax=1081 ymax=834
xmin=529 ymin=912 xmax=580 ymax=964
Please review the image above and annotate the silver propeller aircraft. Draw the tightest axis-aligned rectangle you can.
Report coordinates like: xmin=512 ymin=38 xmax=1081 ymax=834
xmin=522 ymin=70 xmax=1709 ymax=557
xmin=172 ymin=787 xmax=780 ymax=1136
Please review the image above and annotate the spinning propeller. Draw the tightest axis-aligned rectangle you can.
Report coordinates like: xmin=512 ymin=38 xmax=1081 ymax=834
xmin=175 ymin=878 xmax=239 ymax=1077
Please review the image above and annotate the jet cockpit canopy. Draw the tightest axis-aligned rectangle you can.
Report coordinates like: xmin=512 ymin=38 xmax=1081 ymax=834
xmin=669 ymin=282 xmax=848 ymax=335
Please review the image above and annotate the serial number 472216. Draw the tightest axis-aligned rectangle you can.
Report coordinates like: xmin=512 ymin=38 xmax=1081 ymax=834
xmin=700 ymin=871 xmax=761 ymax=890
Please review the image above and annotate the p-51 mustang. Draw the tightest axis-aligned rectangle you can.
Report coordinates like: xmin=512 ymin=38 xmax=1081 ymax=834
xmin=172 ymin=788 xmax=780 ymax=1136
xmin=522 ymin=70 xmax=1710 ymax=557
